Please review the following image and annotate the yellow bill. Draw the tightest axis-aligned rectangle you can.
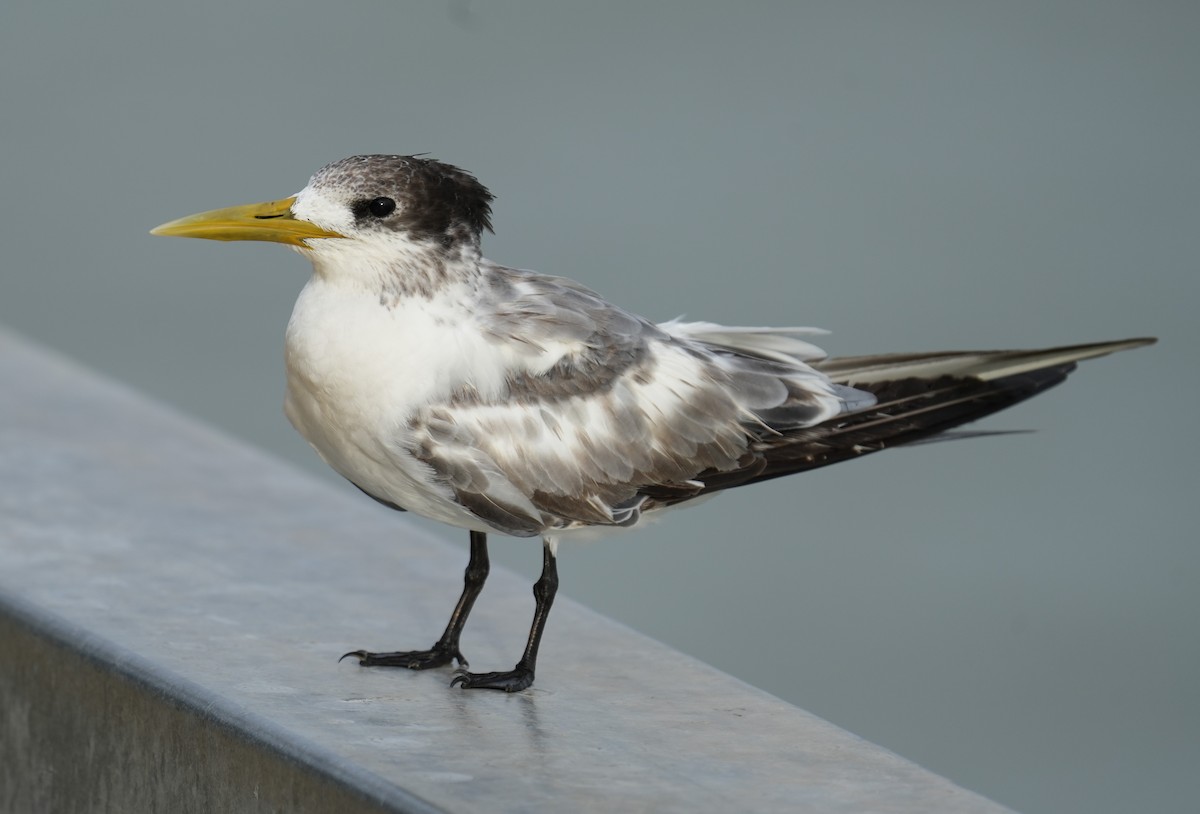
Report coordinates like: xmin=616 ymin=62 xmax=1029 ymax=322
xmin=151 ymin=197 xmax=344 ymax=247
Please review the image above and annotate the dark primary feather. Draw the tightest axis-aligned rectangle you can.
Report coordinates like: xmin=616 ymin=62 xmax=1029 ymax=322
xmin=664 ymin=338 xmax=1154 ymax=505
xmin=691 ymin=364 xmax=1074 ymax=496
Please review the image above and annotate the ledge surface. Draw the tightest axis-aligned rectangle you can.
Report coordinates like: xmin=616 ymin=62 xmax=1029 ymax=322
xmin=0 ymin=327 xmax=1013 ymax=813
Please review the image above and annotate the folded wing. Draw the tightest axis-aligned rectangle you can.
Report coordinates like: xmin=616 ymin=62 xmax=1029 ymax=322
xmin=408 ymin=278 xmax=1154 ymax=536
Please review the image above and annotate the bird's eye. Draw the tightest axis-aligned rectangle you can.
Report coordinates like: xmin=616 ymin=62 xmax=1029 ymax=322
xmin=367 ymin=197 xmax=396 ymax=218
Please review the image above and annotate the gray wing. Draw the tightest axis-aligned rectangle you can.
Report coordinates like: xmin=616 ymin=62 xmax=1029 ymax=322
xmin=404 ymin=266 xmax=864 ymax=536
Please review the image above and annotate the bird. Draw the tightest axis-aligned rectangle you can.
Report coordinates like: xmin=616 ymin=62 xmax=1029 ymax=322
xmin=152 ymin=154 xmax=1155 ymax=692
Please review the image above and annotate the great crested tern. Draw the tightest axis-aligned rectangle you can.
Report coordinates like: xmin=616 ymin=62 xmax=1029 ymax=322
xmin=153 ymin=154 xmax=1155 ymax=692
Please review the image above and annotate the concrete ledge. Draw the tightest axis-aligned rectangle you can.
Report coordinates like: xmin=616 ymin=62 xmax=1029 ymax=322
xmin=0 ymin=327 xmax=1013 ymax=813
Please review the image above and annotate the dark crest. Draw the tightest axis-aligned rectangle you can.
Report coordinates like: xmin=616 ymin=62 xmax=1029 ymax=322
xmin=313 ymin=155 xmax=495 ymax=247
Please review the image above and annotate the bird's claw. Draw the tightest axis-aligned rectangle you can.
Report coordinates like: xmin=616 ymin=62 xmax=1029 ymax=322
xmin=450 ymin=666 xmax=535 ymax=692
xmin=340 ymin=644 xmax=465 ymax=670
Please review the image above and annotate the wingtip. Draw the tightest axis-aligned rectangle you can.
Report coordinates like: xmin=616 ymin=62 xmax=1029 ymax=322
xmin=974 ymin=336 xmax=1159 ymax=379
xmin=1076 ymin=336 xmax=1158 ymax=356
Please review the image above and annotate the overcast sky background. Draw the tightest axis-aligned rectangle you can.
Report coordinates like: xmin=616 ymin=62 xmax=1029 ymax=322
xmin=2 ymin=3 xmax=1196 ymax=812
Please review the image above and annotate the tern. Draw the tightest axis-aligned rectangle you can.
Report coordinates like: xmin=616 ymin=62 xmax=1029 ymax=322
xmin=153 ymin=154 xmax=1154 ymax=692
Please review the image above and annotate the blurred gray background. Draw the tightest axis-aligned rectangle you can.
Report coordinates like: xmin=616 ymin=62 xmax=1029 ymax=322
xmin=1 ymin=2 xmax=1196 ymax=812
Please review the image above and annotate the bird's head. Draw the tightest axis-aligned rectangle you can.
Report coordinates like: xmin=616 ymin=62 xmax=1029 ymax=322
xmin=152 ymin=155 xmax=495 ymax=266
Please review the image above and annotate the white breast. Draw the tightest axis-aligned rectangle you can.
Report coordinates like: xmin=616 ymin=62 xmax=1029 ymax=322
xmin=283 ymin=274 xmax=521 ymax=529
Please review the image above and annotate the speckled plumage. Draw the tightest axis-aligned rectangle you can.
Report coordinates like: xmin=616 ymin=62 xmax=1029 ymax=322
xmin=155 ymin=153 xmax=1155 ymax=691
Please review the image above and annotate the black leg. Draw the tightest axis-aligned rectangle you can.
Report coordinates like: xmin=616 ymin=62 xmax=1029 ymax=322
xmin=341 ymin=530 xmax=490 ymax=670
xmin=451 ymin=540 xmax=558 ymax=692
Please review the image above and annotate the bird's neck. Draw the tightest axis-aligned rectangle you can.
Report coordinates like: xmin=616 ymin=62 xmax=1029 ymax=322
xmin=304 ymin=237 xmax=484 ymax=305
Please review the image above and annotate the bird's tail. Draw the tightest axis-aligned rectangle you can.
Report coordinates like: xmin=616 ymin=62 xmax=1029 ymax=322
xmin=696 ymin=337 xmax=1155 ymax=493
